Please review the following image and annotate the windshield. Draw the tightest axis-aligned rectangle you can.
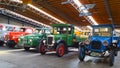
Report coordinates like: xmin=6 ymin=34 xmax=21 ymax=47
xmin=93 ymin=27 xmax=112 ymax=37
xmin=0 ymin=25 xmax=16 ymax=34
xmin=25 ymin=29 xmax=33 ymax=33
xmin=53 ymin=26 xmax=72 ymax=34
xmin=19 ymin=28 xmax=33 ymax=33
xmin=2 ymin=26 xmax=15 ymax=31
xmin=34 ymin=29 xmax=51 ymax=34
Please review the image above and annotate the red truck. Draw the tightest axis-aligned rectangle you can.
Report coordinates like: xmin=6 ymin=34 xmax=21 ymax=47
xmin=5 ymin=27 xmax=33 ymax=48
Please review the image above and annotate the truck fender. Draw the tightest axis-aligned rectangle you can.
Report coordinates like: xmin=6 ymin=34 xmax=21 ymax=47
xmin=79 ymin=42 xmax=86 ymax=47
xmin=56 ymin=40 xmax=66 ymax=45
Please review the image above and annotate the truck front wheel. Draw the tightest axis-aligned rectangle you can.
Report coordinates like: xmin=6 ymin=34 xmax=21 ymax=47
xmin=6 ymin=40 xmax=16 ymax=48
xmin=0 ymin=40 xmax=4 ymax=46
xmin=56 ymin=43 xmax=65 ymax=57
xmin=109 ymin=50 xmax=115 ymax=66
xmin=78 ymin=46 xmax=85 ymax=62
xmin=39 ymin=43 xmax=46 ymax=55
xmin=24 ymin=47 xmax=30 ymax=51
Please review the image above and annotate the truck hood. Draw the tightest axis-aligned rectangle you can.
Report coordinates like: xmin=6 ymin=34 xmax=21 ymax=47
xmin=21 ymin=33 xmax=43 ymax=40
xmin=9 ymin=31 xmax=31 ymax=40
xmin=27 ymin=33 xmax=43 ymax=39
xmin=9 ymin=32 xmax=26 ymax=35
xmin=91 ymin=36 xmax=112 ymax=45
xmin=51 ymin=34 xmax=67 ymax=41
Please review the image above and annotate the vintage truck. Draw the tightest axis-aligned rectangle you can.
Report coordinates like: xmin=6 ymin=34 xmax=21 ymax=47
xmin=78 ymin=24 xmax=119 ymax=66
xmin=5 ymin=27 xmax=33 ymax=48
xmin=0 ymin=24 xmax=19 ymax=46
xmin=18 ymin=28 xmax=51 ymax=51
xmin=39 ymin=24 xmax=85 ymax=57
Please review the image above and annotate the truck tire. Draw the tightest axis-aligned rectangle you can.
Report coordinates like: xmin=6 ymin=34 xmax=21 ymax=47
xmin=39 ymin=43 xmax=46 ymax=55
xmin=0 ymin=41 xmax=4 ymax=46
xmin=109 ymin=50 xmax=115 ymax=66
xmin=56 ymin=43 xmax=65 ymax=57
xmin=24 ymin=47 xmax=30 ymax=51
xmin=6 ymin=40 xmax=16 ymax=48
xmin=114 ymin=51 xmax=118 ymax=56
xmin=78 ymin=46 xmax=85 ymax=62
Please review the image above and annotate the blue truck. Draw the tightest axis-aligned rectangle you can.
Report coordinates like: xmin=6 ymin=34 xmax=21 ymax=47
xmin=78 ymin=24 xmax=120 ymax=66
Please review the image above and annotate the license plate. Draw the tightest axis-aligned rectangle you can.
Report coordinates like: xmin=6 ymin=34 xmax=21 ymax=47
xmin=91 ymin=52 xmax=101 ymax=56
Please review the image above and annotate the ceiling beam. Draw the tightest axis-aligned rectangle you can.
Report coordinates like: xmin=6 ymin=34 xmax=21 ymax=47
xmin=103 ymin=0 xmax=114 ymax=28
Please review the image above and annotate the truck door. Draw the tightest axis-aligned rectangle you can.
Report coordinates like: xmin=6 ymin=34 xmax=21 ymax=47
xmin=67 ymin=34 xmax=73 ymax=46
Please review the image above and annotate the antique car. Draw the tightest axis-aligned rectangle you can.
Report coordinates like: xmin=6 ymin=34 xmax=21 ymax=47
xmin=39 ymin=24 xmax=84 ymax=57
xmin=5 ymin=27 xmax=33 ymax=48
xmin=0 ymin=24 xmax=19 ymax=46
xmin=18 ymin=28 xmax=51 ymax=51
xmin=78 ymin=24 xmax=119 ymax=66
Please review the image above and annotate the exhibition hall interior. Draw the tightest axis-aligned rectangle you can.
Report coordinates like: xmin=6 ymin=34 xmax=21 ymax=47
xmin=0 ymin=0 xmax=120 ymax=68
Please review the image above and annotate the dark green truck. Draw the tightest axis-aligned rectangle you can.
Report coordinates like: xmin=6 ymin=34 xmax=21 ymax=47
xmin=18 ymin=28 xmax=50 ymax=51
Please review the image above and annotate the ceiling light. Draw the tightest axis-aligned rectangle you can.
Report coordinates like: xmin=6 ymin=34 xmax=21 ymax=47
xmin=83 ymin=10 xmax=89 ymax=13
xmin=27 ymin=4 xmax=65 ymax=24
xmin=10 ymin=0 xmax=23 ymax=3
xmin=88 ymin=16 xmax=98 ymax=25
xmin=75 ymin=26 xmax=82 ymax=31
xmin=87 ymin=26 xmax=92 ymax=30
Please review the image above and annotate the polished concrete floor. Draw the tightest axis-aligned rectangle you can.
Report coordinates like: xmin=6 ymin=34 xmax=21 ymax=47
xmin=0 ymin=46 xmax=120 ymax=68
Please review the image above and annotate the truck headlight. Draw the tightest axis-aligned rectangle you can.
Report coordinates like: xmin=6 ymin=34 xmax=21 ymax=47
xmin=29 ymin=39 xmax=32 ymax=42
xmin=103 ymin=41 xmax=108 ymax=46
xmin=85 ymin=39 xmax=90 ymax=45
xmin=52 ymin=41 xmax=55 ymax=44
xmin=43 ymin=40 xmax=46 ymax=43
xmin=112 ymin=40 xmax=117 ymax=43
xmin=13 ymin=36 xmax=15 ymax=39
xmin=18 ymin=38 xmax=20 ymax=41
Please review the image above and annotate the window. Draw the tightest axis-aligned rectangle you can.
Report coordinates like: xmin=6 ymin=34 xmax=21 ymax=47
xmin=53 ymin=27 xmax=67 ymax=34
xmin=25 ymin=29 xmax=33 ymax=33
xmin=93 ymin=27 xmax=112 ymax=36
xmin=94 ymin=28 xmax=99 ymax=32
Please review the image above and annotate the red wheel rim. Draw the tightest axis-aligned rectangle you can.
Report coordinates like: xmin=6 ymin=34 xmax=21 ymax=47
xmin=58 ymin=45 xmax=65 ymax=56
xmin=40 ymin=45 xmax=46 ymax=53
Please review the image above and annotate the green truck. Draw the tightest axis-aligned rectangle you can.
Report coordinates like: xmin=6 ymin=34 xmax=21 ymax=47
xmin=18 ymin=28 xmax=50 ymax=51
xmin=39 ymin=24 xmax=85 ymax=57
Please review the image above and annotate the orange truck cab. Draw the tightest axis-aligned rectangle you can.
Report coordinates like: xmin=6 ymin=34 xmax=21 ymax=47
xmin=5 ymin=27 xmax=33 ymax=48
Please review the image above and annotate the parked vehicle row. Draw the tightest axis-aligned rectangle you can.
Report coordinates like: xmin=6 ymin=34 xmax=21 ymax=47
xmin=0 ymin=23 xmax=120 ymax=66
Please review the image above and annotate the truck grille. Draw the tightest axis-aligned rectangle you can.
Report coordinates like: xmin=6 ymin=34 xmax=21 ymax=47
xmin=91 ymin=41 xmax=101 ymax=49
xmin=23 ymin=39 xmax=27 ymax=44
xmin=47 ymin=36 xmax=53 ymax=45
